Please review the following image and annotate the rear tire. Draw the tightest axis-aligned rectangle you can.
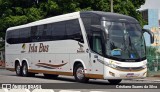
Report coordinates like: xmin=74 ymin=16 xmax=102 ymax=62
xmin=43 ymin=74 xmax=59 ymax=78
xmin=15 ymin=62 xmax=22 ymax=76
xmin=22 ymin=62 xmax=35 ymax=77
xmin=108 ymin=79 xmax=122 ymax=84
xmin=74 ymin=64 xmax=89 ymax=83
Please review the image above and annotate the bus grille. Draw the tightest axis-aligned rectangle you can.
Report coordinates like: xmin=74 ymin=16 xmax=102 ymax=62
xmin=116 ymin=66 xmax=145 ymax=71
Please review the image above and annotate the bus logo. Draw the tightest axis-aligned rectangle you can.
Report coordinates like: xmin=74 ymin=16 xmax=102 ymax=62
xmin=29 ymin=43 xmax=49 ymax=53
xmin=77 ymin=42 xmax=85 ymax=53
xmin=21 ymin=43 xmax=26 ymax=53
xmin=22 ymin=43 xmax=26 ymax=50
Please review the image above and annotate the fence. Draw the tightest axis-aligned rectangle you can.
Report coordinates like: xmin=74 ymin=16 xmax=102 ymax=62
xmin=147 ymin=56 xmax=160 ymax=76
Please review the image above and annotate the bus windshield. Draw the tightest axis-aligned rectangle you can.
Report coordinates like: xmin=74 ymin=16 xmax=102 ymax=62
xmin=104 ymin=21 xmax=145 ymax=61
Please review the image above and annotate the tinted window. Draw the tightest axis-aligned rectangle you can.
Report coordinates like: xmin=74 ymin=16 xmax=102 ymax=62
xmin=6 ymin=19 xmax=84 ymax=44
xmin=7 ymin=30 xmax=19 ymax=44
xmin=92 ymin=32 xmax=103 ymax=55
xmin=19 ymin=27 xmax=31 ymax=43
xmin=66 ymin=19 xmax=84 ymax=43
xmin=6 ymin=31 xmax=12 ymax=44
xmin=90 ymin=27 xmax=103 ymax=55
xmin=36 ymin=25 xmax=44 ymax=41
xmin=45 ymin=23 xmax=53 ymax=41
xmin=81 ymin=17 xmax=101 ymax=45
xmin=31 ymin=26 xmax=38 ymax=42
xmin=52 ymin=22 xmax=66 ymax=40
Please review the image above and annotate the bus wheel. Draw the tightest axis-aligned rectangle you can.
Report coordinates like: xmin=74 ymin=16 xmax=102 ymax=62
xmin=22 ymin=62 xmax=29 ymax=77
xmin=74 ymin=64 xmax=89 ymax=83
xmin=108 ymin=79 xmax=122 ymax=84
xmin=22 ymin=62 xmax=35 ymax=77
xmin=15 ymin=63 xmax=22 ymax=76
xmin=43 ymin=74 xmax=59 ymax=78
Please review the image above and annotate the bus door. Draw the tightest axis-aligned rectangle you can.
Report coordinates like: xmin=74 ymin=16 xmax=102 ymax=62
xmin=89 ymin=26 xmax=104 ymax=76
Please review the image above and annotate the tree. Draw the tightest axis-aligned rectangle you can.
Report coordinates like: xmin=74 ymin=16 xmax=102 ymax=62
xmin=0 ymin=0 xmax=146 ymax=40
xmin=146 ymin=46 xmax=160 ymax=71
xmin=113 ymin=0 xmax=145 ymax=26
xmin=146 ymin=46 xmax=160 ymax=65
xmin=0 ymin=0 xmax=45 ymax=36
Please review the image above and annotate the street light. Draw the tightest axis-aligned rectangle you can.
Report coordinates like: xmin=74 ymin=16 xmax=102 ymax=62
xmin=110 ymin=0 xmax=113 ymax=13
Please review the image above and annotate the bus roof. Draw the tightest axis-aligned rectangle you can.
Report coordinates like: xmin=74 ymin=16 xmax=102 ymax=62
xmin=7 ymin=12 xmax=80 ymax=31
xmin=7 ymin=11 xmax=138 ymax=31
xmin=80 ymin=11 xmax=138 ymax=23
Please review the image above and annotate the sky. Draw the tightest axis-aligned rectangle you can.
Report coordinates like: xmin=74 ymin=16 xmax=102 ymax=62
xmin=139 ymin=0 xmax=160 ymax=19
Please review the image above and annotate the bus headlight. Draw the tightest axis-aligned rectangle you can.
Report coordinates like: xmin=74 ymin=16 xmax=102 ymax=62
xmin=104 ymin=62 xmax=117 ymax=69
xmin=142 ymin=64 xmax=147 ymax=69
xmin=109 ymin=64 xmax=117 ymax=69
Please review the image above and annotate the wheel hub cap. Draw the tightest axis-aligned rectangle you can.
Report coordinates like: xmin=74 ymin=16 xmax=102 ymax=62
xmin=76 ymin=67 xmax=84 ymax=79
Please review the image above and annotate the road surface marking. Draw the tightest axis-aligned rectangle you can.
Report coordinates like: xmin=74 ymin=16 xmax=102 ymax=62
xmin=0 ymin=89 xmax=8 ymax=92
xmin=8 ymin=89 xmax=30 ymax=92
xmin=90 ymin=91 xmax=108 ymax=92
xmin=32 ymin=89 xmax=54 ymax=92
xmin=59 ymin=90 xmax=80 ymax=92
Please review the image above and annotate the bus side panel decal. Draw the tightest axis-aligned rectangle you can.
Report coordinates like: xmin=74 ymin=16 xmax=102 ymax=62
xmin=28 ymin=69 xmax=73 ymax=76
xmin=36 ymin=62 xmax=68 ymax=69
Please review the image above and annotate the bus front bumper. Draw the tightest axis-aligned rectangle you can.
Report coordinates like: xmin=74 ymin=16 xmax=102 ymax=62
xmin=103 ymin=66 xmax=147 ymax=79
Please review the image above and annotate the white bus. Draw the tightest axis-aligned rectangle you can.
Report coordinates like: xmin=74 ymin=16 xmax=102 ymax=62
xmin=5 ymin=11 xmax=154 ymax=84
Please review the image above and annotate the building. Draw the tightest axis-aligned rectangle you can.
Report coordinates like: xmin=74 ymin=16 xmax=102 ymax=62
xmin=140 ymin=9 xmax=160 ymax=47
xmin=140 ymin=8 xmax=160 ymax=72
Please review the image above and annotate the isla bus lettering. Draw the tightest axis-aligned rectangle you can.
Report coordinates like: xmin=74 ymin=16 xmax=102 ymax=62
xmin=29 ymin=43 xmax=49 ymax=52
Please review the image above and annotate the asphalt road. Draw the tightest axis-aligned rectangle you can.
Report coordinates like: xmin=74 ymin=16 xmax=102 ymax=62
xmin=0 ymin=69 xmax=160 ymax=92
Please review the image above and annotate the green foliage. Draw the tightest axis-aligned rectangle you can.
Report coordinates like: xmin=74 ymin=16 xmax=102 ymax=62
xmin=146 ymin=46 xmax=160 ymax=63
xmin=146 ymin=46 xmax=158 ymax=58
xmin=113 ymin=0 xmax=145 ymax=26
xmin=5 ymin=16 xmax=28 ymax=26
xmin=146 ymin=46 xmax=160 ymax=71
xmin=25 ymin=8 xmax=45 ymax=22
xmin=0 ymin=0 xmax=146 ymax=40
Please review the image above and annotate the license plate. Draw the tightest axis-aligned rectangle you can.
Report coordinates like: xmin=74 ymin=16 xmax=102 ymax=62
xmin=126 ymin=73 xmax=134 ymax=77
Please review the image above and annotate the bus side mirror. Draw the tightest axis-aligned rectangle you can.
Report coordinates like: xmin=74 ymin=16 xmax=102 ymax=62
xmin=142 ymin=29 xmax=154 ymax=44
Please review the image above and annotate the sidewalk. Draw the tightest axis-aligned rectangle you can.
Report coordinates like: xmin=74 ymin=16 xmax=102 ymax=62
xmin=133 ymin=77 xmax=160 ymax=82
xmin=0 ymin=66 xmax=5 ymax=69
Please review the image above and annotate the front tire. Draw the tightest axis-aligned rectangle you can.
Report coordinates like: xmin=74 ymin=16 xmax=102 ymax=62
xmin=15 ymin=63 xmax=22 ymax=76
xmin=108 ymin=79 xmax=122 ymax=84
xmin=74 ymin=64 xmax=89 ymax=83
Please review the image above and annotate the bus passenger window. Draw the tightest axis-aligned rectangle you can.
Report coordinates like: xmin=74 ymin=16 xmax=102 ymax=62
xmin=92 ymin=33 xmax=103 ymax=55
xmin=31 ymin=26 xmax=38 ymax=42
xmin=89 ymin=25 xmax=104 ymax=55
xmin=66 ymin=19 xmax=84 ymax=43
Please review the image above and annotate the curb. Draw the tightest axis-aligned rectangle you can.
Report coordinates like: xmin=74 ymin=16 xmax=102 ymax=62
xmin=133 ymin=78 xmax=160 ymax=82
xmin=0 ymin=66 xmax=5 ymax=69
xmin=152 ymin=80 xmax=160 ymax=82
xmin=133 ymin=79 xmax=148 ymax=81
xmin=153 ymin=75 xmax=160 ymax=77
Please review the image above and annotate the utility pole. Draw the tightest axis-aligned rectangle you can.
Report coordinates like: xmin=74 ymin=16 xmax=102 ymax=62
xmin=111 ymin=0 xmax=113 ymax=13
